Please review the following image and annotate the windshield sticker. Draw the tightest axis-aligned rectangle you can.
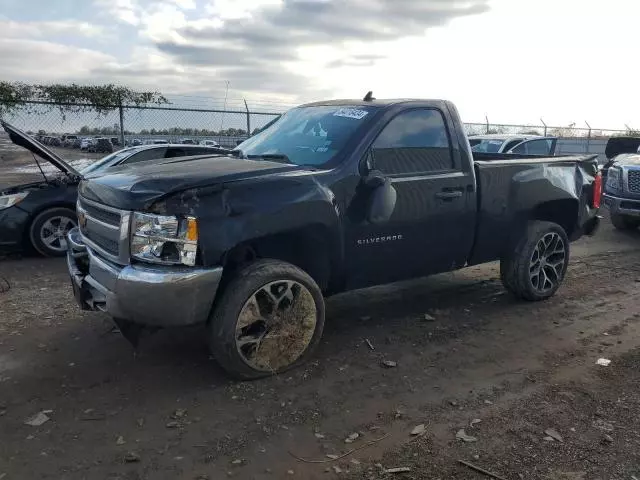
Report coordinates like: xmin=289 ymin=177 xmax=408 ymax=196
xmin=333 ymin=108 xmax=369 ymax=120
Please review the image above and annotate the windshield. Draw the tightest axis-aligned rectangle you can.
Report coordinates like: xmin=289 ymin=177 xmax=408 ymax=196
xmin=234 ymin=105 xmax=379 ymax=167
xmin=80 ymin=148 xmax=138 ymax=175
xmin=470 ymin=139 xmax=506 ymax=153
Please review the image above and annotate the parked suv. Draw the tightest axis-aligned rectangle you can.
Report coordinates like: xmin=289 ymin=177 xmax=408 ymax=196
xmin=89 ymin=138 xmax=114 ymax=154
xmin=63 ymin=135 xmax=78 ymax=147
xmin=602 ymin=136 xmax=640 ymax=230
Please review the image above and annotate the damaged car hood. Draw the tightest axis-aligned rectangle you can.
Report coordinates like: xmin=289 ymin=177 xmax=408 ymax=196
xmin=78 ymin=155 xmax=307 ymax=210
xmin=1 ymin=121 xmax=81 ymax=177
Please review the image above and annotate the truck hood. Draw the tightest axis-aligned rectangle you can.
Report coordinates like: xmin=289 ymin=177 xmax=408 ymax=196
xmin=609 ymin=153 xmax=640 ymax=167
xmin=1 ymin=121 xmax=81 ymax=177
xmin=78 ymin=154 xmax=306 ymax=210
xmin=605 ymin=136 xmax=640 ymax=159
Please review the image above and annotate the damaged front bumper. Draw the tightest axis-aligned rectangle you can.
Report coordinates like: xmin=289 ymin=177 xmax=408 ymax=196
xmin=66 ymin=227 xmax=223 ymax=327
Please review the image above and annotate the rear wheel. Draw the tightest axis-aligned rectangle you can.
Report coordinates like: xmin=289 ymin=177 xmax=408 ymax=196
xmin=500 ymin=221 xmax=569 ymax=301
xmin=611 ymin=213 xmax=640 ymax=231
xmin=29 ymin=207 xmax=77 ymax=257
xmin=208 ymin=259 xmax=325 ymax=380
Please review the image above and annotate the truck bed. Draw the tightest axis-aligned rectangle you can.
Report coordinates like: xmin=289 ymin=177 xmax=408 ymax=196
xmin=468 ymin=154 xmax=600 ymax=266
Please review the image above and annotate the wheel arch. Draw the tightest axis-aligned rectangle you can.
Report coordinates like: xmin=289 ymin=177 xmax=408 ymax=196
xmin=218 ymin=223 xmax=340 ymax=297
xmin=529 ymin=199 xmax=579 ymax=238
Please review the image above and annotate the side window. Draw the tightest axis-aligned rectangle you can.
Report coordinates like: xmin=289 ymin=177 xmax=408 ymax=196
xmin=185 ymin=147 xmax=212 ymax=156
xmin=511 ymin=139 xmax=552 ymax=155
xmin=371 ymin=109 xmax=453 ymax=175
xmin=165 ymin=147 xmax=186 ymax=158
xmin=123 ymin=147 xmax=167 ymax=164
xmin=503 ymin=139 xmax=523 ymax=152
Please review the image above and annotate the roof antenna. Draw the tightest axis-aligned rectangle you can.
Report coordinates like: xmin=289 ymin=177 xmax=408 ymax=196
xmin=363 ymin=91 xmax=375 ymax=101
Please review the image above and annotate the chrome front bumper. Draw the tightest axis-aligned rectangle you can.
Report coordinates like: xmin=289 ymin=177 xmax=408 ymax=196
xmin=66 ymin=227 xmax=223 ymax=327
xmin=603 ymin=193 xmax=640 ymax=217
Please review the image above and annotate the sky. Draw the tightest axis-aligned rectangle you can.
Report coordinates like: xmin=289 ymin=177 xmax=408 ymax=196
xmin=1 ymin=0 xmax=639 ymax=129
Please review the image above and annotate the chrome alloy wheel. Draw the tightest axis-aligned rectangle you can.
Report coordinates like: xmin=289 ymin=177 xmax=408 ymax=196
xmin=235 ymin=280 xmax=317 ymax=372
xmin=529 ymin=232 xmax=566 ymax=294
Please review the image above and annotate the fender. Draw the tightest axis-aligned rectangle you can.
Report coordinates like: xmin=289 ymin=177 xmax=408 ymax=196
xmin=152 ymin=173 xmax=344 ymax=271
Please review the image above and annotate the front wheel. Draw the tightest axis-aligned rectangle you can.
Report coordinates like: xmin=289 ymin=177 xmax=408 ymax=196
xmin=208 ymin=260 xmax=325 ymax=380
xmin=500 ymin=221 xmax=569 ymax=301
xmin=29 ymin=207 xmax=77 ymax=257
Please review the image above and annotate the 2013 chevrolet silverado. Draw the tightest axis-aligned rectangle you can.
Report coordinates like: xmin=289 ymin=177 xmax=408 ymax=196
xmin=66 ymin=94 xmax=602 ymax=379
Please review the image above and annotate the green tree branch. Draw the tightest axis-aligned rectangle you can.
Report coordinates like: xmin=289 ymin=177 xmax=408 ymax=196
xmin=0 ymin=81 xmax=169 ymax=118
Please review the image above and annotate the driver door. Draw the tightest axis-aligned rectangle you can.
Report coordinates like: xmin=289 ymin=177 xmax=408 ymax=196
xmin=345 ymin=108 xmax=476 ymax=289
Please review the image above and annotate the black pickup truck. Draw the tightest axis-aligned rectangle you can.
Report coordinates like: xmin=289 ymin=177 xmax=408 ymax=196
xmin=66 ymin=95 xmax=602 ymax=379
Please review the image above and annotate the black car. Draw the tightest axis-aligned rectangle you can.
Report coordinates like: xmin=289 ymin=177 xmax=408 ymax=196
xmin=0 ymin=122 xmax=229 ymax=257
xmin=89 ymin=138 xmax=113 ymax=154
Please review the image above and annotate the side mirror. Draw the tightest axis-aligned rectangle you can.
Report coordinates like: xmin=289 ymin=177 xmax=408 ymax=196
xmin=365 ymin=170 xmax=397 ymax=224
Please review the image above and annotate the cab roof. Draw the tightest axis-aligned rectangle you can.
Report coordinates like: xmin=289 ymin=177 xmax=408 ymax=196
xmin=298 ymin=98 xmax=448 ymax=108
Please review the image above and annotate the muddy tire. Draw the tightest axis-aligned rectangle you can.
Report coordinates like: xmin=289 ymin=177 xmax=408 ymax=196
xmin=29 ymin=207 xmax=77 ymax=257
xmin=611 ymin=213 xmax=640 ymax=231
xmin=500 ymin=221 xmax=569 ymax=302
xmin=208 ymin=259 xmax=325 ymax=380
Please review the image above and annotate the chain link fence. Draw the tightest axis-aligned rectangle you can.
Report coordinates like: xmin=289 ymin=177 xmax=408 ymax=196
xmin=1 ymin=99 xmax=283 ymax=149
xmin=464 ymin=122 xmax=629 ymax=139
xmin=1 ymin=98 xmax=636 ymax=153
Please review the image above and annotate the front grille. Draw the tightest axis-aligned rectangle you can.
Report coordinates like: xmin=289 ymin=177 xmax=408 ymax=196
xmin=628 ymin=170 xmax=640 ymax=193
xmin=83 ymin=229 xmax=119 ymax=256
xmin=77 ymin=196 xmax=127 ymax=262
xmin=80 ymin=201 xmax=120 ymax=226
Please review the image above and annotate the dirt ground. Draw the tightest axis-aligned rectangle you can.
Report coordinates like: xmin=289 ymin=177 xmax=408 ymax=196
xmin=1 ymin=218 xmax=640 ymax=480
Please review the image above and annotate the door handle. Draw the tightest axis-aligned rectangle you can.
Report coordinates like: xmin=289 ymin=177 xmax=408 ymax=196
xmin=435 ymin=191 xmax=463 ymax=200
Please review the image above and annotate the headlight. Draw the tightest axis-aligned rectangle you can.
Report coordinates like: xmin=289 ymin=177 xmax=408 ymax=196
xmin=0 ymin=192 xmax=29 ymax=210
xmin=130 ymin=212 xmax=198 ymax=266
xmin=606 ymin=167 xmax=622 ymax=190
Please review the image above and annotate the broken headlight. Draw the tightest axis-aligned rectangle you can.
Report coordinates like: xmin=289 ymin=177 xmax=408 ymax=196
xmin=130 ymin=212 xmax=198 ymax=266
